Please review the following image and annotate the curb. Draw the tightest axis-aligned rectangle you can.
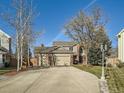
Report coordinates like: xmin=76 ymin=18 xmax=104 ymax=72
xmin=99 ymin=79 xmax=109 ymax=93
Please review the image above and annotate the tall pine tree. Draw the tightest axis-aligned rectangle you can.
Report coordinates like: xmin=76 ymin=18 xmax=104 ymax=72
xmin=88 ymin=26 xmax=111 ymax=65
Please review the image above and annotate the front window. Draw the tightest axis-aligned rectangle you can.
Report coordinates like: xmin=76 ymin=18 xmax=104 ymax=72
xmin=80 ymin=47 xmax=83 ymax=53
xmin=69 ymin=47 xmax=73 ymax=51
xmin=0 ymin=38 xmax=1 ymax=46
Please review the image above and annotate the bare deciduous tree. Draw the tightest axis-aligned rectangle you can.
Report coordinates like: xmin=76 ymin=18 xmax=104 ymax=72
xmin=65 ymin=7 xmax=108 ymax=64
xmin=0 ymin=0 xmax=40 ymax=71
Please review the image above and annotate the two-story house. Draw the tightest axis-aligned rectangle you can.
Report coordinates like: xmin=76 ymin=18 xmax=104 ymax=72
xmin=34 ymin=41 xmax=84 ymax=66
xmin=0 ymin=29 xmax=11 ymax=67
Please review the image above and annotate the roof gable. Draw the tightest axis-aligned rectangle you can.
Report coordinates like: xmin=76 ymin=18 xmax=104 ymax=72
xmin=117 ymin=29 xmax=124 ymax=36
xmin=0 ymin=29 xmax=11 ymax=38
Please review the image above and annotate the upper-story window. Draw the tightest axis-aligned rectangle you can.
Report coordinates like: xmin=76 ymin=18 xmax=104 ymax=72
xmin=80 ymin=47 xmax=83 ymax=53
xmin=69 ymin=47 xmax=73 ymax=51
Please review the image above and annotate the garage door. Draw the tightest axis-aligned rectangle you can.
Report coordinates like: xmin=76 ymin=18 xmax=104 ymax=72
xmin=55 ymin=54 xmax=71 ymax=66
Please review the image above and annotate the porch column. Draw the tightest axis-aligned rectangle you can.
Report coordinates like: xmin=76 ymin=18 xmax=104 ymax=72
xmin=70 ymin=54 xmax=73 ymax=65
xmin=38 ymin=54 xmax=41 ymax=66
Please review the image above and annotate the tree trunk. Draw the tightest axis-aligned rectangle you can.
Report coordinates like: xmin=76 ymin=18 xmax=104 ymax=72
xmin=27 ymin=43 xmax=30 ymax=67
xmin=17 ymin=33 xmax=20 ymax=72
xmin=83 ymin=49 xmax=88 ymax=65
xmin=20 ymin=35 xmax=23 ymax=70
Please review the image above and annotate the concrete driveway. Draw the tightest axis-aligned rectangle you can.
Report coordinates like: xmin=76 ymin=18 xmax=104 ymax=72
xmin=0 ymin=67 xmax=100 ymax=93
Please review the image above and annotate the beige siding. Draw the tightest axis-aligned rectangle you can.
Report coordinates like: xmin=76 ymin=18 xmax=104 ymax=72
xmin=57 ymin=46 xmax=70 ymax=51
xmin=122 ymin=32 xmax=124 ymax=61
xmin=0 ymin=54 xmax=3 ymax=67
xmin=118 ymin=34 xmax=121 ymax=60
xmin=118 ymin=29 xmax=124 ymax=62
xmin=73 ymin=45 xmax=78 ymax=54
xmin=0 ymin=30 xmax=11 ymax=68
xmin=0 ymin=32 xmax=10 ymax=51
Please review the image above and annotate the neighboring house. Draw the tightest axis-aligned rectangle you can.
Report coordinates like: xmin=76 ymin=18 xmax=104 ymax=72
xmin=106 ymin=48 xmax=118 ymax=66
xmin=34 ymin=41 xmax=85 ymax=66
xmin=0 ymin=29 xmax=11 ymax=67
xmin=117 ymin=29 xmax=124 ymax=63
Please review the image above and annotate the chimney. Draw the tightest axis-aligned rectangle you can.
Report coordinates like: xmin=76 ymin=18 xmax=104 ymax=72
xmin=41 ymin=44 xmax=44 ymax=48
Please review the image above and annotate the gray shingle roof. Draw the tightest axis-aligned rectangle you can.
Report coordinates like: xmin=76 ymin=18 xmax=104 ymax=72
xmin=41 ymin=47 xmax=58 ymax=53
xmin=53 ymin=41 xmax=77 ymax=47
xmin=34 ymin=46 xmax=73 ymax=54
xmin=34 ymin=41 xmax=78 ymax=54
xmin=0 ymin=46 xmax=9 ymax=52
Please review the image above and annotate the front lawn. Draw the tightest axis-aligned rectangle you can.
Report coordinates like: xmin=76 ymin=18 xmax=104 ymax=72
xmin=73 ymin=65 xmax=101 ymax=78
xmin=106 ymin=67 xmax=124 ymax=93
xmin=0 ymin=67 xmax=15 ymax=75
xmin=73 ymin=65 xmax=124 ymax=93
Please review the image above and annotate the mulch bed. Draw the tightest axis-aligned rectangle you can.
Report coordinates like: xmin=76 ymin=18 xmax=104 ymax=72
xmin=2 ymin=66 xmax=42 ymax=76
xmin=3 ymin=69 xmax=18 ymax=76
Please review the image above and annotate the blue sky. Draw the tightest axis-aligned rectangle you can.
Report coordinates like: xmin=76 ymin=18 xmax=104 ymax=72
xmin=0 ymin=0 xmax=123 ymax=48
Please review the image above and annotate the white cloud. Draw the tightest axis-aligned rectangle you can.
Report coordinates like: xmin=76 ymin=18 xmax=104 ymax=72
xmin=46 ymin=29 xmax=67 ymax=46
xmin=84 ymin=0 xmax=97 ymax=10
xmin=47 ymin=0 xmax=98 ymax=46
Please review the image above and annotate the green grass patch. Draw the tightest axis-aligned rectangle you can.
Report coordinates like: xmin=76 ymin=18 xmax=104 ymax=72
xmin=73 ymin=65 xmax=102 ymax=78
xmin=0 ymin=67 xmax=15 ymax=75
xmin=73 ymin=65 xmax=124 ymax=93
xmin=106 ymin=67 xmax=124 ymax=93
